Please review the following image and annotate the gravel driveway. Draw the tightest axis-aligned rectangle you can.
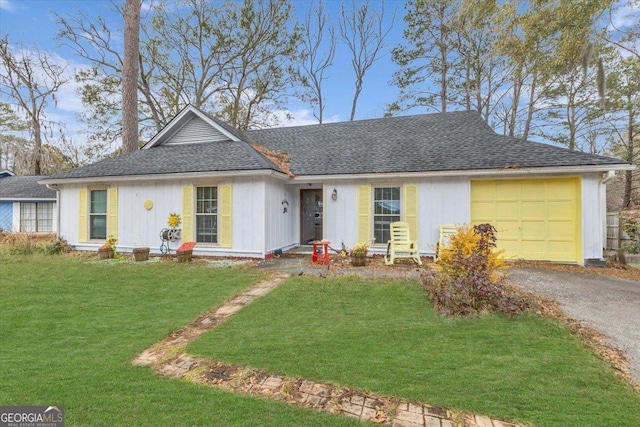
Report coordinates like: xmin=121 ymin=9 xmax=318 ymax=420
xmin=509 ymin=267 xmax=640 ymax=385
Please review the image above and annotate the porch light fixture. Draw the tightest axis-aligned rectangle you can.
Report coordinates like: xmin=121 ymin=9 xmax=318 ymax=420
xmin=331 ymin=188 xmax=338 ymax=200
xmin=282 ymin=199 xmax=289 ymax=213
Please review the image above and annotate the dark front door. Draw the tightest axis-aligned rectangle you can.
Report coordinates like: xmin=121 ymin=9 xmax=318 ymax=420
xmin=300 ymin=189 xmax=322 ymax=244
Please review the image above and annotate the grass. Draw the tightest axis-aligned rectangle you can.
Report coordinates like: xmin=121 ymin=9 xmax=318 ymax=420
xmin=188 ymin=276 xmax=640 ymax=427
xmin=0 ymin=255 xmax=363 ymax=427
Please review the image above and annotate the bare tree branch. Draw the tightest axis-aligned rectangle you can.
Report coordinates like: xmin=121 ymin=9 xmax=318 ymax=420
xmin=296 ymin=0 xmax=336 ymax=123
xmin=339 ymin=0 xmax=395 ymax=121
xmin=0 ymin=37 xmax=68 ymax=174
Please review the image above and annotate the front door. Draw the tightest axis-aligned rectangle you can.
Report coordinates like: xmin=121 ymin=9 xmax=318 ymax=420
xmin=300 ymin=189 xmax=323 ymax=244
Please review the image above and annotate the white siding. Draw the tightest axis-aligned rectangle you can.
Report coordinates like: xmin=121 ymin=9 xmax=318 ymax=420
xmin=230 ymin=177 xmax=265 ymax=256
xmin=59 ymin=184 xmax=81 ymax=243
xmin=581 ymin=172 xmax=605 ymax=260
xmin=52 ymin=200 xmax=58 ymax=233
xmin=116 ymin=180 xmax=182 ymax=249
xmin=58 ymin=177 xmax=268 ymax=257
xmin=12 ymin=203 xmax=19 ymax=232
xmin=321 ymin=174 xmax=607 ymax=262
xmin=264 ymin=178 xmax=299 ymax=253
xmin=324 ymin=182 xmax=358 ymax=249
xmin=418 ymin=177 xmax=470 ymax=255
xmin=57 ymin=172 xmax=607 ymax=262
xmin=322 ymin=178 xmax=469 ymax=255
xmin=164 ymin=116 xmax=231 ymax=145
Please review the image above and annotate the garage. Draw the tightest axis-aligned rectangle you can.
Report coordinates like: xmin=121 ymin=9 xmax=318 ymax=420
xmin=470 ymin=178 xmax=581 ymax=263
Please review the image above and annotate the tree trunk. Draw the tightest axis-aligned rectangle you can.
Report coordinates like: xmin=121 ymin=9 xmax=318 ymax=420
xmin=122 ymin=0 xmax=141 ymax=153
xmin=440 ymin=39 xmax=447 ymax=113
xmin=522 ymin=72 xmax=537 ymax=140
xmin=622 ymin=100 xmax=635 ymax=208
xmin=484 ymin=60 xmax=493 ymax=121
xmin=464 ymin=54 xmax=471 ymax=110
xmin=350 ymin=79 xmax=362 ymax=121
xmin=31 ymin=113 xmax=42 ymax=175
xmin=508 ymin=66 xmax=522 ymax=137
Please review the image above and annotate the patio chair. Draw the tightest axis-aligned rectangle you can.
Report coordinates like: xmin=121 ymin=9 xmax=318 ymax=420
xmin=434 ymin=223 xmax=457 ymax=261
xmin=384 ymin=221 xmax=422 ymax=266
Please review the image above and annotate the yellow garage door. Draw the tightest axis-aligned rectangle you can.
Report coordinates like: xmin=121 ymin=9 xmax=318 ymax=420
xmin=470 ymin=178 xmax=581 ymax=263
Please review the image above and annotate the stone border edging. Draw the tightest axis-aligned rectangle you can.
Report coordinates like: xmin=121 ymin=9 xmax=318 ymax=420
xmin=132 ymin=273 xmax=525 ymax=427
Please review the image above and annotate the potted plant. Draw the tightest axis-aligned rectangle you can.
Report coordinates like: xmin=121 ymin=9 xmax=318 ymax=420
xmin=133 ymin=247 xmax=150 ymax=261
xmin=99 ymin=235 xmax=117 ymax=259
xmin=349 ymin=242 xmax=369 ymax=267
xmin=176 ymin=241 xmax=196 ymax=262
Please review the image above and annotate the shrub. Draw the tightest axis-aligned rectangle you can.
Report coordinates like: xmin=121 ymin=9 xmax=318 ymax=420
xmin=38 ymin=237 xmax=72 ymax=255
xmin=620 ymin=210 xmax=640 ymax=254
xmin=436 ymin=223 xmax=507 ymax=282
xmin=1 ymin=234 xmax=71 ymax=256
xmin=424 ymin=224 xmax=528 ymax=317
xmin=6 ymin=234 xmax=35 ymax=255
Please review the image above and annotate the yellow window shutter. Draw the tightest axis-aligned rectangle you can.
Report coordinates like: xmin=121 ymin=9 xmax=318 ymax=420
xmin=107 ymin=188 xmax=118 ymax=239
xmin=404 ymin=184 xmax=418 ymax=240
xmin=357 ymin=185 xmax=371 ymax=244
xmin=220 ymin=184 xmax=233 ymax=248
xmin=78 ymin=188 xmax=88 ymax=243
xmin=182 ymin=186 xmax=194 ymax=242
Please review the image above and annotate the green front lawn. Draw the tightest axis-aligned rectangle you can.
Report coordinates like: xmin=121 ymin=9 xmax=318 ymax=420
xmin=0 ymin=255 xmax=361 ymax=426
xmin=188 ymin=276 xmax=640 ymax=427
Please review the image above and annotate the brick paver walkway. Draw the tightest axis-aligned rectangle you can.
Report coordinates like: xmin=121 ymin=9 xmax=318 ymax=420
xmin=132 ymin=273 xmax=524 ymax=427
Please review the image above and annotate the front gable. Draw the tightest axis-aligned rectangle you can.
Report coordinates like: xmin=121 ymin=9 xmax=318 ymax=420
xmin=143 ymin=105 xmax=240 ymax=149
xmin=164 ymin=115 xmax=233 ymax=145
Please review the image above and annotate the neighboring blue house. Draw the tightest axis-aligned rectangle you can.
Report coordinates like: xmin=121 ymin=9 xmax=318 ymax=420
xmin=0 ymin=170 xmax=57 ymax=233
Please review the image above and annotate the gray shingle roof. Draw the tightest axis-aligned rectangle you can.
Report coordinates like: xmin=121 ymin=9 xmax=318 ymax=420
xmin=245 ymin=111 xmax=626 ymax=175
xmin=46 ymin=140 xmax=283 ymax=180
xmin=0 ymin=175 xmax=56 ymax=199
xmin=45 ymin=109 xmax=628 ymax=182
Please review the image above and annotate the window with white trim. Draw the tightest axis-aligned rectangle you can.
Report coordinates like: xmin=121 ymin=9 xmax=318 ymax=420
xmin=196 ymin=186 xmax=218 ymax=243
xmin=20 ymin=203 xmax=53 ymax=232
xmin=373 ymin=187 xmax=400 ymax=244
xmin=90 ymin=189 xmax=107 ymax=240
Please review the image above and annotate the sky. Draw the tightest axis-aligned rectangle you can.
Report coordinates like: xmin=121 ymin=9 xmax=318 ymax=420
xmin=0 ymin=0 xmax=407 ymax=146
xmin=0 ymin=0 xmax=637 ymax=151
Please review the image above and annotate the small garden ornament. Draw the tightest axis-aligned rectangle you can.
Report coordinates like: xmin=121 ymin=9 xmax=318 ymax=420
xmin=168 ymin=212 xmax=181 ymax=228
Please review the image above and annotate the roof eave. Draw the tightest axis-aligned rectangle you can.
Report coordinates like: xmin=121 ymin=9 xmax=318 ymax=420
xmin=40 ymin=169 xmax=289 ymax=185
xmin=289 ymin=164 xmax=634 ymax=182
xmin=0 ymin=197 xmax=56 ymax=202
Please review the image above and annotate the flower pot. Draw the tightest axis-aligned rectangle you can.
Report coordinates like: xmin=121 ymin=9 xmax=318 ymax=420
xmin=133 ymin=247 xmax=150 ymax=262
xmin=176 ymin=249 xmax=193 ymax=263
xmin=350 ymin=253 xmax=366 ymax=267
xmin=99 ymin=247 xmax=114 ymax=259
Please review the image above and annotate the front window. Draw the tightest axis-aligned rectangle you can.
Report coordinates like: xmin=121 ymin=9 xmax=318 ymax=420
xmin=90 ymin=190 xmax=107 ymax=240
xmin=196 ymin=186 xmax=218 ymax=243
xmin=374 ymin=187 xmax=400 ymax=244
xmin=20 ymin=203 xmax=53 ymax=232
